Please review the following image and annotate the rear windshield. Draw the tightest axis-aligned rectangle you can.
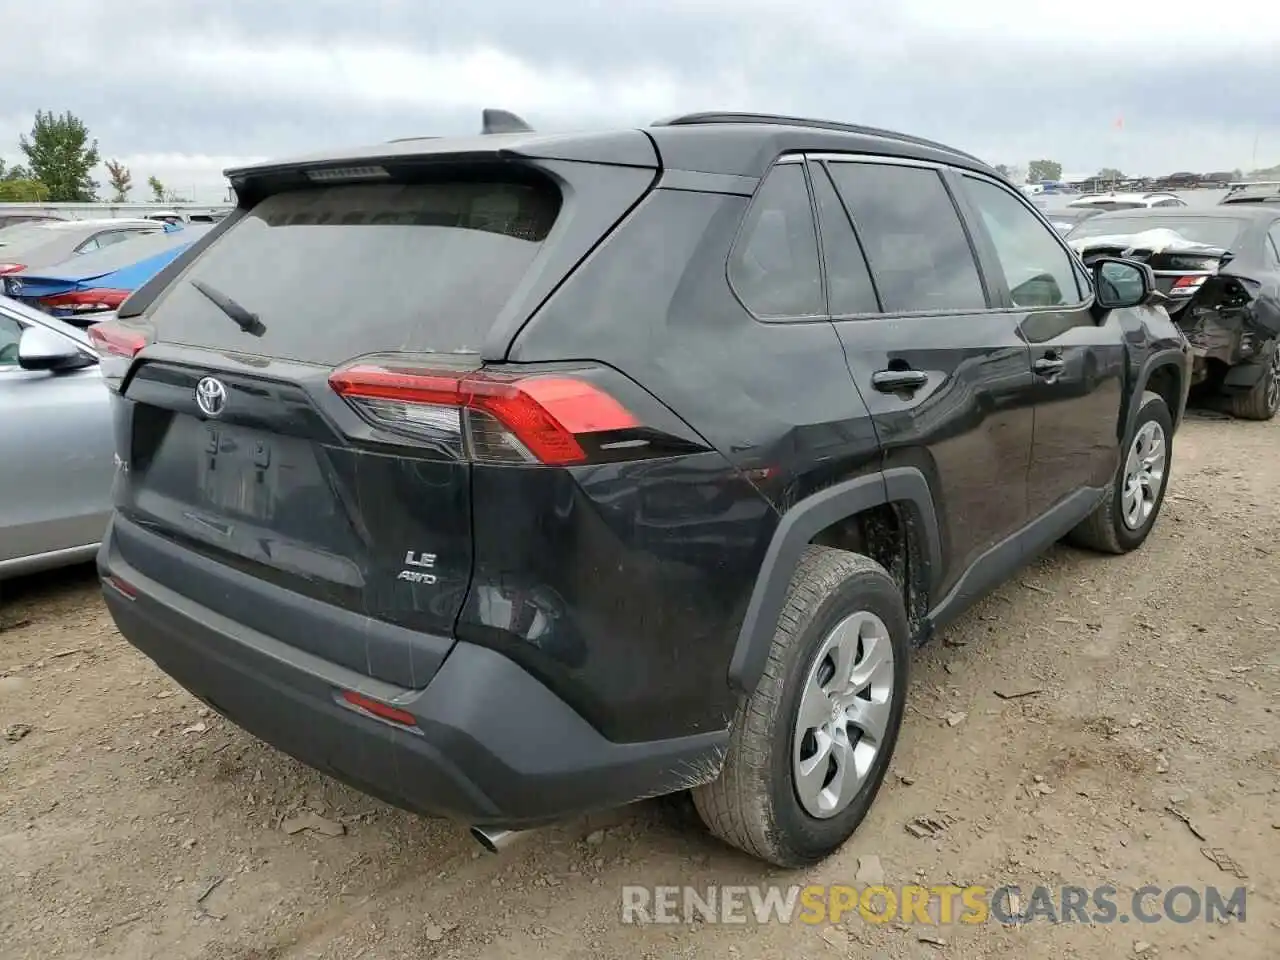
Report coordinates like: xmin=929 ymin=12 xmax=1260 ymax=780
xmin=0 ymin=223 xmax=62 ymax=251
xmin=147 ymin=179 xmax=562 ymax=364
xmin=1067 ymin=215 xmax=1244 ymax=249
xmin=37 ymin=226 xmax=210 ymax=280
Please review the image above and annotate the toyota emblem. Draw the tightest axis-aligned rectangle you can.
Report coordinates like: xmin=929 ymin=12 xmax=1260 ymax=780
xmin=195 ymin=377 xmax=228 ymax=417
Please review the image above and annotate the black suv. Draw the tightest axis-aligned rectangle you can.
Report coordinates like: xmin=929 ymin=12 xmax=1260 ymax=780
xmin=92 ymin=111 xmax=1191 ymax=867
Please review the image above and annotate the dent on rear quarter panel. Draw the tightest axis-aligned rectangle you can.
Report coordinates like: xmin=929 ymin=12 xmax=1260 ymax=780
xmin=491 ymin=188 xmax=882 ymax=742
xmin=458 ymin=454 xmax=775 ymax=743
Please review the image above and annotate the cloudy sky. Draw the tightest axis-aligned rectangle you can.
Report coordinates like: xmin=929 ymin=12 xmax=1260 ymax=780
xmin=3 ymin=0 xmax=1278 ymax=201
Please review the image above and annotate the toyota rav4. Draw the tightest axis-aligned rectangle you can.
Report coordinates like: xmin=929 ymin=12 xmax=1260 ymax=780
xmin=92 ymin=110 xmax=1191 ymax=866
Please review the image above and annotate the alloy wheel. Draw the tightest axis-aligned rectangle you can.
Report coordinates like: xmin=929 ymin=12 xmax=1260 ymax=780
xmin=792 ymin=611 xmax=895 ymax=819
xmin=1121 ymin=420 xmax=1167 ymax=530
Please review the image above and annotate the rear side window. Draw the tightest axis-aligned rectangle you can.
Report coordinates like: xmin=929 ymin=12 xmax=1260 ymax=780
xmin=810 ymin=164 xmax=880 ymax=315
xmin=961 ymin=176 xmax=1084 ymax=307
xmin=147 ymin=179 xmax=561 ymax=364
xmin=826 ymin=162 xmax=987 ymax=313
xmin=729 ymin=163 xmax=824 ymax=319
xmin=1268 ymin=224 xmax=1280 ymax=266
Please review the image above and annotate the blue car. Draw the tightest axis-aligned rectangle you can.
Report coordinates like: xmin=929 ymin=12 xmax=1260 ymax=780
xmin=3 ymin=224 xmax=211 ymax=323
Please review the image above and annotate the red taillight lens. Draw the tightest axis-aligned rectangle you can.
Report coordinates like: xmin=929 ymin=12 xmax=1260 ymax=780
xmin=1171 ymin=275 xmax=1207 ymax=291
xmin=40 ymin=288 xmax=131 ymax=313
xmin=0 ymin=263 xmax=25 ymax=275
xmin=329 ymin=362 xmax=640 ymax=465
xmin=87 ymin=320 xmax=152 ymax=392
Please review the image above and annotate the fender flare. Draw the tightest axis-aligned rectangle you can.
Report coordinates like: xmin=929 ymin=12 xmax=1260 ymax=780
xmin=1127 ymin=346 xmax=1191 ymax=438
xmin=727 ymin=467 xmax=941 ymax=695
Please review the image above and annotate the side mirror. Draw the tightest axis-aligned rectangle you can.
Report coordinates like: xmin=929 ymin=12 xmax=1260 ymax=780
xmin=1092 ymin=257 xmax=1155 ymax=310
xmin=18 ymin=325 xmax=97 ymax=373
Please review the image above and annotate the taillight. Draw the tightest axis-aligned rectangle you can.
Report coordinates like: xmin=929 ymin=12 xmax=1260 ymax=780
xmin=329 ymin=361 xmax=641 ymax=465
xmin=87 ymin=320 xmax=152 ymax=392
xmin=1170 ymin=275 xmax=1207 ymax=292
xmin=40 ymin=288 xmax=131 ymax=314
xmin=0 ymin=263 xmax=25 ymax=275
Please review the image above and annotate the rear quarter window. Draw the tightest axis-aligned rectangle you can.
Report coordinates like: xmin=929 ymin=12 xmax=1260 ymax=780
xmin=147 ymin=179 xmax=561 ymax=365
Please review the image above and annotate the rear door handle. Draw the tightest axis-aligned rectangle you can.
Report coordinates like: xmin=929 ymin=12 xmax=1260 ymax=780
xmin=871 ymin=369 xmax=929 ymax=393
xmin=1033 ymin=357 xmax=1066 ymax=377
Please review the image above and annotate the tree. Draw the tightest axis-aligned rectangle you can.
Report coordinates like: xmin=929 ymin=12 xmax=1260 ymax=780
xmin=0 ymin=159 xmax=29 ymax=181
xmin=0 ymin=159 xmax=49 ymax=200
xmin=1095 ymin=168 xmax=1125 ymax=182
xmin=0 ymin=178 xmax=49 ymax=201
xmin=1026 ymin=159 xmax=1062 ymax=183
xmin=105 ymin=159 xmax=132 ymax=201
xmin=993 ymin=164 xmax=1013 ymax=179
xmin=18 ymin=110 xmax=100 ymax=201
xmin=147 ymin=175 xmax=166 ymax=203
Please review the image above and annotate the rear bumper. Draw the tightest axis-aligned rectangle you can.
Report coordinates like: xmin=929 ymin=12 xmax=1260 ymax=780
xmin=98 ymin=518 xmax=727 ymax=827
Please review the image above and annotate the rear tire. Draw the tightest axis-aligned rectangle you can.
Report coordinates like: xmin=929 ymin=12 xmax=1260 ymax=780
xmin=1227 ymin=340 xmax=1280 ymax=421
xmin=1066 ymin=390 xmax=1173 ymax=555
xmin=692 ymin=546 xmax=909 ymax=867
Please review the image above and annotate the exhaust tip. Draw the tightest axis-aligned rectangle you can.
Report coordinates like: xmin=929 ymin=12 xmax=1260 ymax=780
xmin=470 ymin=826 xmax=513 ymax=853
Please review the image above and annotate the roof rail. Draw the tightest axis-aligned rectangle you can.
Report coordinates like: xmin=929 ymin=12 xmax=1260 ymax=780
xmin=482 ymin=109 xmax=534 ymax=135
xmin=651 ymin=112 xmax=984 ymax=165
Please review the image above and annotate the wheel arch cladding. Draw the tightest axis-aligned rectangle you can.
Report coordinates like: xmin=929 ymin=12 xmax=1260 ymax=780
xmin=1144 ymin=361 xmax=1183 ymax=419
xmin=1132 ymin=350 xmax=1188 ymax=436
xmin=727 ymin=468 xmax=941 ymax=695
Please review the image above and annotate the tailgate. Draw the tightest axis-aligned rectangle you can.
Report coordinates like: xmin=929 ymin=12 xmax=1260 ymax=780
xmin=117 ymin=353 xmax=473 ymax=689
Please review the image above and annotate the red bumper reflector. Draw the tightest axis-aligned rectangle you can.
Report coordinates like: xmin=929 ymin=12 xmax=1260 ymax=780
xmin=103 ymin=574 xmax=138 ymax=599
xmin=340 ymin=690 xmax=418 ymax=727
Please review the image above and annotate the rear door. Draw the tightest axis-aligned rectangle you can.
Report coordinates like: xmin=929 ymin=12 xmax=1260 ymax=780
xmin=954 ymin=171 xmax=1125 ymax=515
xmin=812 ymin=155 xmax=1036 ymax=602
xmin=107 ymin=161 xmax=654 ymax=689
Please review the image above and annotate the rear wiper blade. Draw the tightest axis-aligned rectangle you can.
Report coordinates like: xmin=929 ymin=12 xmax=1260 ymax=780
xmin=190 ymin=279 xmax=266 ymax=336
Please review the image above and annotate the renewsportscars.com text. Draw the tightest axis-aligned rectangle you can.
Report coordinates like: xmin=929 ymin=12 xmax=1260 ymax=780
xmin=620 ymin=883 xmax=1247 ymax=926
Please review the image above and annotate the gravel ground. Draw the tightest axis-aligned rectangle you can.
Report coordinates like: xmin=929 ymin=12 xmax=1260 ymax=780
xmin=1 ymin=411 xmax=1277 ymax=960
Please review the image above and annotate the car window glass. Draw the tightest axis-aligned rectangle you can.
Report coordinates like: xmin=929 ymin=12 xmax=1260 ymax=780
xmin=826 ymin=162 xmax=986 ymax=313
xmin=1268 ymin=225 xmax=1280 ymax=265
xmin=962 ymin=176 xmax=1082 ymax=307
xmin=728 ymin=163 xmax=824 ymax=318
xmin=1073 ymin=258 xmax=1092 ymax=300
xmin=75 ymin=236 xmax=101 ymax=254
xmin=810 ymin=165 xmax=880 ymax=315
xmin=94 ymin=231 xmax=134 ymax=250
xmin=0 ymin=314 xmax=23 ymax=366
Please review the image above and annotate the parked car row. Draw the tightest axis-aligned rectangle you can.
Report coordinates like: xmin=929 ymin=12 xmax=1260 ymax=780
xmin=0 ymin=218 xmax=206 ymax=322
xmin=1066 ymin=206 xmax=1280 ymax=420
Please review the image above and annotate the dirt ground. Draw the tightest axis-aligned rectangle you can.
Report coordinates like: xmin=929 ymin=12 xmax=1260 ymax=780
xmin=2 ymin=410 xmax=1277 ymax=960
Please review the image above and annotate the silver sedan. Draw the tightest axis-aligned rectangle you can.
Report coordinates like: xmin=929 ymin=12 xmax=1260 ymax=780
xmin=0 ymin=295 xmax=115 ymax=578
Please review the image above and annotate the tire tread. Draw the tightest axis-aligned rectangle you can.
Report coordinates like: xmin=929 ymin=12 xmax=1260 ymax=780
xmin=1066 ymin=390 xmax=1170 ymax=555
xmin=1227 ymin=341 xmax=1279 ymax=421
xmin=693 ymin=546 xmax=895 ymax=865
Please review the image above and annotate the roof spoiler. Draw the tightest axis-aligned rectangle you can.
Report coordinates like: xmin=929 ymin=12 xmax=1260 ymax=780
xmin=481 ymin=109 xmax=534 ymax=135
